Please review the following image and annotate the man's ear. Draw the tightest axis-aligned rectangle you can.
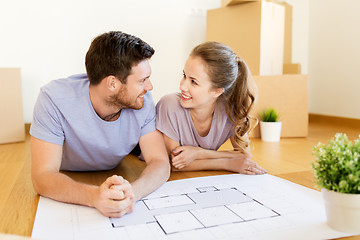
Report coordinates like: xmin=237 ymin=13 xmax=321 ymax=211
xmin=212 ymin=87 xmax=225 ymax=98
xmin=105 ymin=76 xmax=119 ymax=91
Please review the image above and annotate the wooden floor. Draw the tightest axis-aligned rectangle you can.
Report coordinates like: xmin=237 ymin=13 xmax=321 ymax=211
xmin=222 ymin=114 xmax=360 ymax=190
xmin=0 ymin=114 xmax=359 ymax=239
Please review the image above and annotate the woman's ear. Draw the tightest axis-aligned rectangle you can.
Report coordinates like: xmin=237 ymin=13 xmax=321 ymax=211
xmin=212 ymin=87 xmax=225 ymax=98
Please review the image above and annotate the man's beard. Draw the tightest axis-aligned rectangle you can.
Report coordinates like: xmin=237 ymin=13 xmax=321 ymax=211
xmin=107 ymin=87 xmax=145 ymax=111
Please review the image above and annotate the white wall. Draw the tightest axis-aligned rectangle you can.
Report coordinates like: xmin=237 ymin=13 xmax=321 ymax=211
xmin=6 ymin=0 xmax=357 ymax=122
xmin=309 ymin=0 xmax=360 ymax=119
xmin=0 ymin=0 xmax=220 ymax=122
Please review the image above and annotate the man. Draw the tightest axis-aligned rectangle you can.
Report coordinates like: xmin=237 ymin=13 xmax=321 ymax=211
xmin=30 ymin=31 xmax=170 ymax=218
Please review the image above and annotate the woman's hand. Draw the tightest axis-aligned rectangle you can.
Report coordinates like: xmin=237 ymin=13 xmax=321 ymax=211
xmin=171 ymin=146 xmax=200 ymax=169
xmin=225 ymin=152 xmax=266 ymax=175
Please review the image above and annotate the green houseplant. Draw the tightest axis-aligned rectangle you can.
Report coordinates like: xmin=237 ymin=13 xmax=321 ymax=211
xmin=259 ymin=108 xmax=279 ymax=122
xmin=312 ymin=133 xmax=360 ymax=233
xmin=259 ymin=108 xmax=282 ymax=142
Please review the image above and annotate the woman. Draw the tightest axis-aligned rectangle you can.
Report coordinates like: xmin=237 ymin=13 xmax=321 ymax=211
xmin=156 ymin=42 xmax=266 ymax=175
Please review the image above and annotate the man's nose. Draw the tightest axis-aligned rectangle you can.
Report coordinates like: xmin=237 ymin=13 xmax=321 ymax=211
xmin=146 ymin=79 xmax=153 ymax=91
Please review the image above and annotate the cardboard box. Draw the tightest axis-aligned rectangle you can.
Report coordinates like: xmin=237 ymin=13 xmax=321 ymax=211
xmin=0 ymin=68 xmax=25 ymax=144
xmin=281 ymin=2 xmax=293 ymax=64
xmin=250 ymin=74 xmax=308 ymax=138
xmin=221 ymin=0 xmax=288 ymax=7
xmin=221 ymin=0 xmax=260 ymax=7
xmin=283 ymin=63 xmax=301 ymax=74
xmin=207 ymin=1 xmax=285 ymax=75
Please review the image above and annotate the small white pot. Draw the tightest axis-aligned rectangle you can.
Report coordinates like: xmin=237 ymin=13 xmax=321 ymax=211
xmin=322 ymin=189 xmax=360 ymax=234
xmin=260 ymin=121 xmax=282 ymax=142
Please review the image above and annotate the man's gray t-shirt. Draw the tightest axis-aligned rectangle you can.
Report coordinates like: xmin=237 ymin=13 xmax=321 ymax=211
xmin=156 ymin=93 xmax=234 ymax=150
xmin=30 ymin=74 xmax=156 ymax=171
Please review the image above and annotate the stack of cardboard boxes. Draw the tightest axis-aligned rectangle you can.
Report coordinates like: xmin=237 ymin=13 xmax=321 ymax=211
xmin=207 ymin=0 xmax=308 ymax=137
xmin=0 ymin=68 xmax=25 ymax=144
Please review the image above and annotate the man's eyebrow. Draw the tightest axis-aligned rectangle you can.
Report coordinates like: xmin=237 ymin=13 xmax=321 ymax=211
xmin=139 ymin=75 xmax=150 ymax=81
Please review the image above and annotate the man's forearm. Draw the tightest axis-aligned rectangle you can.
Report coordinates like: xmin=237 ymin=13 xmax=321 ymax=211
xmin=131 ymin=160 xmax=170 ymax=201
xmin=32 ymin=171 xmax=98 ymax=207
xmin=33 ymin=171 xmax=136 ymax=217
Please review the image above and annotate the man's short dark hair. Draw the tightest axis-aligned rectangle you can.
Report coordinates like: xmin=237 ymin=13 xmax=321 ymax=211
xmin=85 ymin=31 xmax=155 ymax=85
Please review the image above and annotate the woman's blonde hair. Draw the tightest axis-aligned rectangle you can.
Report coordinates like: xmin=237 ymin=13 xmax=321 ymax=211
xmin=190 ymin=41 xmax=257 ymax=153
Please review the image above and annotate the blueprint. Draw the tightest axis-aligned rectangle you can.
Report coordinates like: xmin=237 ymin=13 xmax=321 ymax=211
xmin=32 ymin=174 xmax=354 ymax=240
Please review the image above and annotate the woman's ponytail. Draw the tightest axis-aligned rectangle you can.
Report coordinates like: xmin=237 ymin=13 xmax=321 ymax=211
xmin=225 ymin=57 xmax=257 ymax=153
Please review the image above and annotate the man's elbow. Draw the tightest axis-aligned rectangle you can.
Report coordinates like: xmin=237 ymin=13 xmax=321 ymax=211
xmin=31 ymin=171 xmax=44 ymax=195
xmin=31 ymin=174 xmax=42 ymax=195
xmin=159 ymin=158 xmax=171 ymax=182
xmin=165 ymin=163 xmax=171 ymax=180
xmin=31 ymin=171 xmax=49 ymax=196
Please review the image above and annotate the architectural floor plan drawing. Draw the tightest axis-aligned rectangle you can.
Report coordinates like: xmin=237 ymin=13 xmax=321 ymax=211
xmin=110 ymin=186 xmax=280 ymax=235
xmin=32 ymin=174 xmax=354 ymax=240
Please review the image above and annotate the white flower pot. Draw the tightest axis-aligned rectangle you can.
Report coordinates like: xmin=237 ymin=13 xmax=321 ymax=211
xmin=260 ymin=121 xmax=282 ymax=142
xmin=322 ymin=189 xmax=360 ymax=234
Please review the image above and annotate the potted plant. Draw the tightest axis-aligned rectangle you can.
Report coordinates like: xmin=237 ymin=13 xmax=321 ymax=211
xmin=312 ymin=133 xmax=360 ymax=234
xmin=259 ymin=108 xmax=281 ymax=142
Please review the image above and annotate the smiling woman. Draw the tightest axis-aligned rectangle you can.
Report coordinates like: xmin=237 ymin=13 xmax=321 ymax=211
xmin=155 ymin=41 xmax=265 ymax=175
